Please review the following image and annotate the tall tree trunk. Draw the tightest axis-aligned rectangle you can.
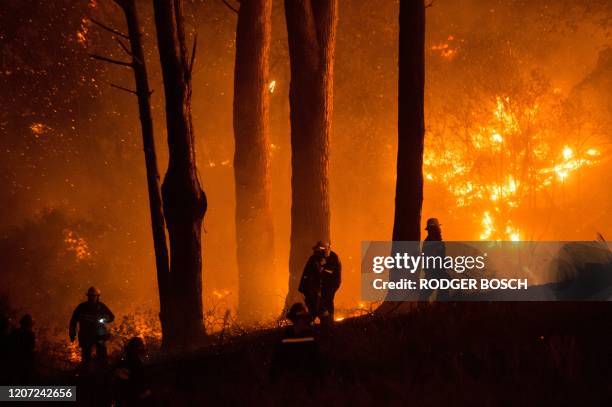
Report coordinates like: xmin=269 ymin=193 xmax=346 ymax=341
xmin=153 ymin=0 xmax=206 ymax=348
xmin=378 ymin=0 xmax=426 ymax=309
xmin=393 ymin=0 xmax=425 ymax=242
xmin=233 ymin=0 xmax=275 ymax=322
xmin=284 ymin=0 xmax=338 ymax=306
xmin=115 ymin=0 xmax=173 ymax=348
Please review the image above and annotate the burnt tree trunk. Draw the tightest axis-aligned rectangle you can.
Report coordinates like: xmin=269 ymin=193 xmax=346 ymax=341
xmin=153 ymin=0 xmax=206 ymax=348
xmin=114 ymin=0 xmax=173 ymax=348
xmin=393 ymin=0 xmax=425 ymax=242
xmin=284 ymin=0 xmax=338 ymax=306
xmin=232 ymin=0 xmax=275 ymax=322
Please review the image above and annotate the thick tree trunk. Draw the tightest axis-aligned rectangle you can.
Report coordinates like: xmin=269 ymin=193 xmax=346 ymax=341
xmin=284 ymin=0 xmax=338 ymax=306
xmin=233 ymin=0 xmax=275 ymax=322
xmin=153 ymin=0 xmax=206 ymax=348
xmin=378 ymin=0 xmax=426 ymax=308
xmin=393 ymin=0 xmax=425 ymax=242
xmin=115 ymin=0 xmax=173 ymax=348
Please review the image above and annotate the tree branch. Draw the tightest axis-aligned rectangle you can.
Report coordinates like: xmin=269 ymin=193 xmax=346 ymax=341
xmin=112 ymin=0 xmax=128 ymax=9
xmin=88 ymin=17 xmax=129 ymax=39
xmin=188 ymin=34 xmax=198 ymax=78
xmin=115 ymin=37 xmax=132 ymax=56
xmin=115 ymin=37 xmax=144 ymax=66
xmin=89 ymin=53 xmax=133 ymax=67
xmin=110 ymin=83 xmax=137 ymax=94
xmin=221 ymin=0 xmax=239 ymax=14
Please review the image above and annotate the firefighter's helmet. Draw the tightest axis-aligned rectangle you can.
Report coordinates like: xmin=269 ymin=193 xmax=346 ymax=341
xmin=86 ymin=286 xmax=101 ymax=297
xmin=286 ymin=303 xmax=310 ymax=323
xmin=425 ymin=218 xmax=442 ymax=230
xmin=312 ymin=240 xmax=330 ymax=251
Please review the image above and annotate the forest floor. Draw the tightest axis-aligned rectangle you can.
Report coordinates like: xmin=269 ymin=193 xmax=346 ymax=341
xmin=30 ymin=301 xmax=612 ymax=406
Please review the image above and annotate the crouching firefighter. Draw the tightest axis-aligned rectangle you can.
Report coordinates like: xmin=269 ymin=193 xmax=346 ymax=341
xmin=298 ymin=241 xmax=341 ymax=322
xmin=270 ymin=303 xmax=322 ymax=385
xmin=113 ymin=337 xmax=152 ymax=405
xmin=69 ymin=286 xmax=115 ymax=364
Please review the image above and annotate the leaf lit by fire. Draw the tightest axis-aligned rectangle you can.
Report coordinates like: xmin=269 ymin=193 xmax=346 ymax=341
xmin=63 ymin=229 xmax=91 ymax=261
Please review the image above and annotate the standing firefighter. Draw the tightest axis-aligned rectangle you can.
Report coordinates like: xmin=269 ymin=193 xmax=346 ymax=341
xmin=298 ymin=241 xmax=341 ymax=321
xmin=419 ymin=218 xmax=449 ymax=301
xmin=69 ymin=286 xmax=115 ymax=364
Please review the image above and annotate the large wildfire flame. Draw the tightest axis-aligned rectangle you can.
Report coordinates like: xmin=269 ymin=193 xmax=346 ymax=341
xmin=424 ymin=96 xmax=603 ymax=240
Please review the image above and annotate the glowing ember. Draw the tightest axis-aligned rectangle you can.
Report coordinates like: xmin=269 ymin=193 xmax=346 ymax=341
xmin=430 ymin=43 xmax=458 ymax=60
xmin=430 ymin=35 xmax=459 ymax=60
xmin=63 ymin=229 xmax=91 ymax=261
xmin=76 ymin=18 xmax=89 ymax=47
xmin=212 ymin=289 xmax=230 ymax=299
xmin=268 ymin=80 xmax=276 ymax=93
xmin=29 ymin=122 xmax=51 ymax=137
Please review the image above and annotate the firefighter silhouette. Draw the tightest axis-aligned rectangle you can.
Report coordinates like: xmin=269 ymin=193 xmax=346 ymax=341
xmin=419 ymin=218 xmax=450 ymax=301
xmin=298 ymin=241 xmax=342 ymax=321
xmin=270 ymin=303 xmax=322 ymax=385
xmin=113 ymin=336 xmax=152 ymax=405
xmin=69 ymin=286 xmax=115 ymax=364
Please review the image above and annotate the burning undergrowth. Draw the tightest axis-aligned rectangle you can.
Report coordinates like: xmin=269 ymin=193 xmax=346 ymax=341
xmin=424 ymin=39 xmax=611 ymax=241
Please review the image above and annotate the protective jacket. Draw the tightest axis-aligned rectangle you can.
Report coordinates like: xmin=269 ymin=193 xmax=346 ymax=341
xmin=299 ymin=251 xmax=341 ymax=316
xmin=69 ymin=301 xmax=114 ymax=345
xmin=299 ymin=251 xmax=341 ymax=295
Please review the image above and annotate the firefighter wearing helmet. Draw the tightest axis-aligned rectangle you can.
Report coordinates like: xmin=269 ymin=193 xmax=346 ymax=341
xmin=419 ymin=218 xmax=449 ymax=302
xmin=69 ymin=286 xmax=115 ymax=364
xmin=298 ymin=241 xmax=342 ymax=322
xmin=270 ymin=303 xmax=322 ymax=385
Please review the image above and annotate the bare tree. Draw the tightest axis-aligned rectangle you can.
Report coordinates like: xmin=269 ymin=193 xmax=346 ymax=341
xmin=88 ymin=0 xmax=173 ymax=348
xmin=231 ymin=0 xmax=276 ymax=322
xmin=153 ymin=0 xmax=206 ymax=348
xmin=284 ymin=0 xmax=338 ymax=306
xmin=377 ymin=0 xmax=426 ymax=309
xmin=393 ymin=0 xmax=425 ymax=242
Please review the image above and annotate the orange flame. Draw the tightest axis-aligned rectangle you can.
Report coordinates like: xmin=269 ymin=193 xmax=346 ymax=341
xmin=424 ymin=95 xmax=603 ymax=240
